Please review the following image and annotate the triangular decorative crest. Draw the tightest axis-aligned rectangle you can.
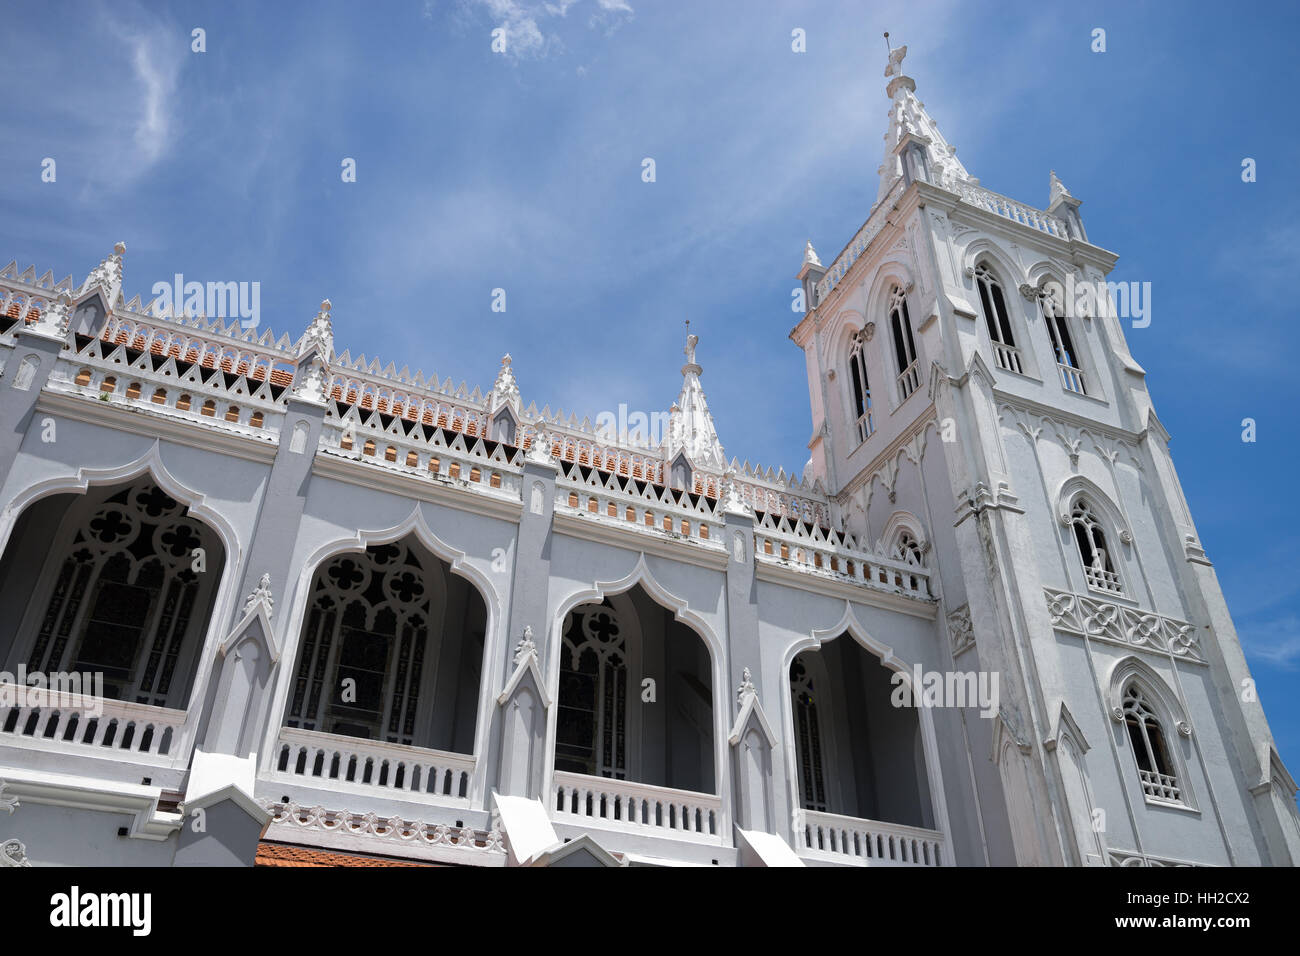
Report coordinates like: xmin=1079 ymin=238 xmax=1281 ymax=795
xmin=662 ymin=330 xmax=726 ymax=471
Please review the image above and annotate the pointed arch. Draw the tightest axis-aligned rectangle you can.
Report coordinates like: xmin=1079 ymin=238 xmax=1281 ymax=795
xmin=264 ymin=504 xmax=503 ymax=801
xmin=1106 ymin=656 xmax=1194 ymax=807
xmin=779 ymin=601 xmax=953 ymax=860
xmin=545 ymin=553 xmax=727 ymax=809
xmin=0 ymin=442 xmax=242 ymax=719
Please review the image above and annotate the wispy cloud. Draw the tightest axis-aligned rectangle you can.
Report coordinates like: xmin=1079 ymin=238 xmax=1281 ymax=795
xmin=1241 ymin=615 xmax=1300 ymax=669
xmin=101 ymin=11 xmax=183 ymax=175
xmin=430 ymin=0 xmax=633 ymax=60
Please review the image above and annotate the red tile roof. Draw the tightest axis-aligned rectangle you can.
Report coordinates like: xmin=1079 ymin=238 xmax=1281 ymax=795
xmin=255 ymin=842 xmax=436 ymax=868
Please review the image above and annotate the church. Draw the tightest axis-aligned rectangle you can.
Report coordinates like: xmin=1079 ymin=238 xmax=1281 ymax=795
xmin=1 ymin=46 xmax=1296 ymax=867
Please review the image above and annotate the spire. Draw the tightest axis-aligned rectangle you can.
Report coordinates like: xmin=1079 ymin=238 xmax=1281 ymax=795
xmin=79 ymin=241 xmax=126 ymax=308
xmin=488 ymin=353 xmax=521 ymax=416
xmin=1049 ymin=169 xmax=1073 ymax=206
xmin=298 ymin=299 xmax=334 ymax=362
xmin=663 ymin=328 xmax=726 ymax=472
xmin=875 ymin=44 xmax=972 ymax=207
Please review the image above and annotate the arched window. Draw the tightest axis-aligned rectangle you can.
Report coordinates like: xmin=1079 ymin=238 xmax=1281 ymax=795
xmin=790 ymin=656 xmax=828 ymax=811
xmin=1040 ymin=282 xmax=1087 ymax=394
xmin=894 ymin=530 xmax=923 ymax=566
xmin=556 ymin=604 xmax=628 ymax=779
xmin=1122 ymin=682 xmax=1181 ymax=803
xmin=288 ymin=541 xmax=443 ymax=745
xmin=1071 ymin=497 xmax=1121 ymax=594
xmin=848 ymin=329 xmax=874 ymax=442
xmin=974 ymin=264 xmax=1020 ymax=373
xmin=889 ymin=286 xmax=920 ymax=400
xmin=17 ymin=480 xmax=223 ymax=706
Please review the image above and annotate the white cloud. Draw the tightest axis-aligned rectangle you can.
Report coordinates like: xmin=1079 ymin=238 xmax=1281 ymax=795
xmin=445 ymin=0 xmax=632 ymax=60
xmin=1241 ymin=615 xmax=1300 ymax=669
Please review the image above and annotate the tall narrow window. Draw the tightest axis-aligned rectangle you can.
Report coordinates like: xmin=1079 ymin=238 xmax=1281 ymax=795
xmin=287 ymin=542 xmax=431 ymax=745
xmin=1071 ymin=498 xmax=1121 ymax=594
xmin=1122 ymin=683 xmax=1181 ymax=803
xmin=790 ymin=656 xmax=828 ymax=812
xmin=848 ymin=330 xmax=874 ymax=442
xmin=1041 ymin=286 xmax=1087 ymax=394
xmin=975 ymin=264 xmax=1021 ymax=373
xmin=556 ymin=604 xmax=627 ymax=779
xmin=889 ymin=286 xmax=920 ymax=400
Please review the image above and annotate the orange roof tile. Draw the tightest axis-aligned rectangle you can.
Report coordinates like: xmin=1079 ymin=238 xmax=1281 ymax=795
xmin=255 ymin=842 xmax=436 ymax=868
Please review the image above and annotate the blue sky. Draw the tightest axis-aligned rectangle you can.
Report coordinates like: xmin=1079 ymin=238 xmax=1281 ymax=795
xmin=3 ymin=1 xmax=1299 ymax=778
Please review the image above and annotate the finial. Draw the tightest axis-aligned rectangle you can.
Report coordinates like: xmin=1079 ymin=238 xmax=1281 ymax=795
xmin=242 ymin=572 xmax=274 ymax=619
xmin=113 ymin=241 xmax=126 ymax=256
xmin=1049 ymin=169 xmax=1073 ymax=205
xmin=885 ymin=43 xmax=908 ymax=79
xmin=803 ymin=240 xmax=822 ymax=267
xmin=884 ymin=31 xmax=891 ymax=52
xmin=320 ymin=299 xmax=331 ymax=314
xmin=737 ymin=666 xmax=757 ymax=706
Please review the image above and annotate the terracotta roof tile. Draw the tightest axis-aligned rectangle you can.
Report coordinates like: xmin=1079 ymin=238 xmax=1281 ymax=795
xmin=255 ymin=842 xmax=436 ymax=868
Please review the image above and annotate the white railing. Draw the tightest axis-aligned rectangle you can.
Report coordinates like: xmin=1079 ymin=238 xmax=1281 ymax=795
xmin=856 ymin=411 xmax=874 ymax=444
xmin=553 ymin=479 xmax=725 ymax=551
xmin=551 ymin=770 xmax=725 ymax=844
xmin=752 ymin=525 xmax=932 ymax=600
xmin=957 ymin=182 xmax=1069 ymax=238
xmin=324 ymin=417 xmax=524 ymax=501
xmin=1058 ymin=362 xmax=1087 ymax=395
xmin=815 ymin=179 xmax=905 ymax=303
xmin=897 ymin=360 xmax=920 ymax=401
xmin=52 ymin=355 xmax=282 ymax=441
xmin=275 ymin=727 xmax=476 ymax=806
xmin=0 ymin=695 xmax=185 ymax=764
xmin=993 ymin=342 xmax=1023 ymax=374
xmin=1139 ymin=770 xmax=1181 ymax=803
xmin=797 ymin=809 xmax=944 ymax=866
xmin=1084 ymin=564 xmax=1122 ymax=595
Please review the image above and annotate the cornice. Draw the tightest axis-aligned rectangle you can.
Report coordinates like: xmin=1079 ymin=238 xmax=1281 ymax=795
xmin=312 ymin=452 xmax=524 ymax=523
xmin=753 ymin=558 xmax=938 ymax=620
xmin=37 ymin=389 xmax=278 ymax=464
xmin=0 ymin=768 xmax=182 ymax=841
xmin=551 ymin=509 xmax=729 ymax=571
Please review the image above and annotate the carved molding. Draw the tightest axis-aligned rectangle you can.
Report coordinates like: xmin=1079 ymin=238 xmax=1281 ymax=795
xmin=947 ymin=604 xmax=974 ymax=656
xmin=1107 ymin=848 xmax=1209 ymax=867
xmin=1 ymin=839 xmax=31 ymax=867
xmin=1044 ymin=588 xmax=1204 ymax=664
xmin=264 ymin=801 xmax=507 ymax=857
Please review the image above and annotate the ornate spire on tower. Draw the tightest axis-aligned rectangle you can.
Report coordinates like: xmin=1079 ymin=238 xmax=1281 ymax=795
xmin=663 ymin=327 xmax=726 ymax=472
xmin=875 ymin=44 xmax=973 ymax=208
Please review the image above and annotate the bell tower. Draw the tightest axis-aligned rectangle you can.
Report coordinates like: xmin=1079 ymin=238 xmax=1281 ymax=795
xmin=791 ymin=42 xmax=1300 ymax=867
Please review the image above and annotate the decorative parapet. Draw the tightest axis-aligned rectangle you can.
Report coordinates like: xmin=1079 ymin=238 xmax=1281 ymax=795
xmin=1044 ymin=588 xmax=1204 ymax=664
xmin=955 ymin=182 xmax=1069 ymax=239
xmin=4 ymin=250 xmax=837 ymax=535
xmin=263 ymin=800 xmax=507 ymax=864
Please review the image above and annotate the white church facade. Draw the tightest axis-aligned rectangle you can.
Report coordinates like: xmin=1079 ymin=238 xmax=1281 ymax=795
xmin=0 ymin=47 xmax=1296 ymax=867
